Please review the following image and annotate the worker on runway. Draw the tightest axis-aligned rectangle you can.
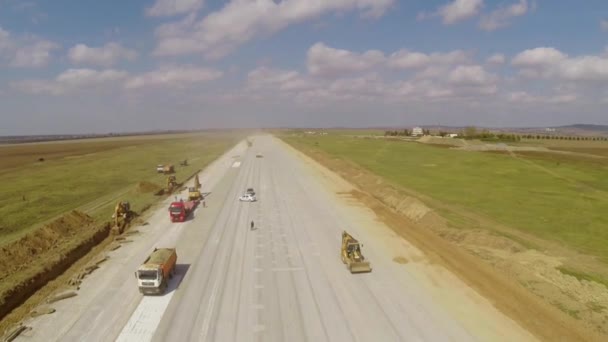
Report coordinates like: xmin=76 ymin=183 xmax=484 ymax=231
xmin=250 ymin=220 xmax=255 ymax=230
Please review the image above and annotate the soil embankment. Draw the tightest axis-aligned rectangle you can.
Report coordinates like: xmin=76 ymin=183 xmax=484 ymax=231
xmin=0 ymin=211 xmax=110 ymax=322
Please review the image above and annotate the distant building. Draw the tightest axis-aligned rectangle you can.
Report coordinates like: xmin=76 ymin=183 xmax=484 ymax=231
xmin=448 ymin=133 xmax=458 ymax=138
xmin=412 ymin=127 xmax=424 ymax=136
xmin=545 ymin=128 xmax=556 ymax=132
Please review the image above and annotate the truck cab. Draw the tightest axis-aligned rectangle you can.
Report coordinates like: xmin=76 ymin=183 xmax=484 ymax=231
xmin=136 ymin=265 xmax=165 ymax=294
xmin=135 ymin=248 xmax=177 ymax=295
xmin=169 ymin=202 xmax=187 ymax=222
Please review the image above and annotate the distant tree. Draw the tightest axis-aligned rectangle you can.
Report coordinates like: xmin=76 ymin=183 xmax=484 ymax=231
xmin=464 ymin=126 xmax=478 ymax=138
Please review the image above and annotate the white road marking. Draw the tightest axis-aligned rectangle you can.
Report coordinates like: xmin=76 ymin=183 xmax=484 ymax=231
xmin=232 ymin=161 xmax=241 ymax=168
xmin=115 ymin=274 xmax=183 ymax=342
xmin=271 ymin=267 xmax=304 ymax=272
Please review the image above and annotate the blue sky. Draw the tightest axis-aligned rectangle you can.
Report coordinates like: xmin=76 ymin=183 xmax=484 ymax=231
xmin=1 ymin=0 xmax=608 ymax=134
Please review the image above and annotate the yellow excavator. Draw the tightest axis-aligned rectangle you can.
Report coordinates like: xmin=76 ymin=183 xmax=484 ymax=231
xmin=188 ymin=174 xmax=202 ymax=201
xmin=341 ymin=231 xmax=372 ymax=273
xmin=112 ymin=201 xmax=131 ymax=234
xmin=194 ymin=174 xmax=201 ymax=190
xmin=166 ymin=175 xmax=178 ymax=193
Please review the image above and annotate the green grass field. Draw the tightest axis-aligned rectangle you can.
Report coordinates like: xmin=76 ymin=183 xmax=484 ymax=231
xmin=0 ymin=133 xmax=240 ymax=245
xmin=284 ymin=134 xmax=608 ymax=261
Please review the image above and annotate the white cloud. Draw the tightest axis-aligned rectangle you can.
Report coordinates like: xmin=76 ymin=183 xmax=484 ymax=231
xmin=448 ymin=65 xmax=496 ymax=85
xmin=68 ymin=42 xmax=137 ymax=67
xmin=512 ymin=47 xmax=566 ymax=67
xmin=248 ymin=67 xmax=302 ymax=89
xmin=124 ymin=65 xmax=222 ymax=89
xmin=146 ymin=0 xmax=204 ymax=17
xmin=307 ymin=42 xmax=384 ymax=77
xmin=0 ymin=26 xmax=59 ymax=67
xmin=601 ymin=19 xmax=608 ymax=32
xmin=512 ymin=47 xmax=608 ymax=82
xmin=435 ymin=0 xmax=484 ymax=25
xmin=10 ymin=40 xmax=59 ymax=67
xmin=12 ymin=68 xmax=128 ymax=95
xmin=486 ymin=53 xmax=506 ymax=64
xmin=388 ymin=49 xmax=470 ymax=69
xmin=509 ymin=91 xmax=577 ymax=104
xmin=0 ymin=27 xmax=10 ymax=50
xmin=479 ymin=0 xmax=529 ymax=31
xmin=153 ymin=0 xmax=394 ymax=59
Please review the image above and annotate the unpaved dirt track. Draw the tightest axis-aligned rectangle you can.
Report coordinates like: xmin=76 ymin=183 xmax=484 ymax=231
xmin=16 ymin=136 xmax=535 ymax=342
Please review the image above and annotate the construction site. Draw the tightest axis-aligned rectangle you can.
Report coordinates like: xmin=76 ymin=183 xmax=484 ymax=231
xmin=3 ymin=1 xmax=608 ymax=340
xmin=0 ymin=133 xmax=605 ymax=342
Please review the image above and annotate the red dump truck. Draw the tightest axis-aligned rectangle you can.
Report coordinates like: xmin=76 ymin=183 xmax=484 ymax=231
xmin=135 ymin=248 xmax=177 ymax=295
xmin=168 ymin=200 xmax=197 ymax=222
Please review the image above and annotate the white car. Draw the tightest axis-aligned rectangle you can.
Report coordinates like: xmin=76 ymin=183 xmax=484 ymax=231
xmin=239 ymin=194 xmax=257 ymax=202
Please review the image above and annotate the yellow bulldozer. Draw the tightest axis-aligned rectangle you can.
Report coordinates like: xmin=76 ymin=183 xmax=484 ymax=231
xmin=112 ymin=201 xmax=131 ymax=234
xmin=341 ymin=231 xmax=372 ymax=273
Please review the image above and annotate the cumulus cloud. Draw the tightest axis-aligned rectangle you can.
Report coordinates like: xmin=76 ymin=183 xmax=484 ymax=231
xmin=512 ymin=47 xmax=608 ymax=82
xmin=68 ymin=42 xmax=137 ymax=67
xmin=124 ymin=65 xmax=223 ymax=89
xmin=479 ymin=0 xmax=530 ymax=31
xmin=146 ymin=0 xmax=204 ymax=17
xmin=448 ymin=65 xmax=497 ymax=85
xmin=12 ymin=68 xmax=128 ymax=95
xmin=153 ymin=0 xmax=394 ymax=59
xmin=307 ymin=42 xmax=384 ymax=77
xmin=247 ymin=67 xmax=303 ymax=90
xmin=0 ymin=27 xmax=10 ymax=50
xmin=245 ymin=43 xmax=499 ymax=104
xmin=429 ymin=0 xmax=484 ymax=25
xmin=486 ymin=53 xmax=506 ymax=64
xmin=509 ymin=91 xmax=577 ymax=104
xmin=0 ymin=27 xmax=59 ymax=67
xmin=388 ymin=49 xmax=470 ymax=69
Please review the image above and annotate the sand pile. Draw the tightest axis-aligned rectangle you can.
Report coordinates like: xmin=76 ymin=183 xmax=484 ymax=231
xmin=135 ymin=181 xmax=162 ymax=194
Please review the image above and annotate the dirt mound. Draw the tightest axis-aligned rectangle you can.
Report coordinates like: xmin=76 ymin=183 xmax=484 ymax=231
xmin=135 ymin=181 xmax=162 ymax=194
xmin=0 ymin=211 xmax=94 ymax=280
xmin=379 ymin=191 xmax=432 ymax=222
xmin=0 ymin=211 xmax=109 ymax=322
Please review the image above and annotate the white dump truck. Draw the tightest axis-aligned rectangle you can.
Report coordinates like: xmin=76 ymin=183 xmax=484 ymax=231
xmin=135 ymin=248 xmax=177 ymax=295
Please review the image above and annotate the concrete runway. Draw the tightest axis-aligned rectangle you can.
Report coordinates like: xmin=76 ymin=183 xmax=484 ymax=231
xmin=16 ymin=136 xmax=536 ymax=342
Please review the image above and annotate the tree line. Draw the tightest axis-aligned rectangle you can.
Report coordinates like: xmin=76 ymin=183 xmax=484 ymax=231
xmin=384 ymin=129 xmax=430 ymax=136
xmin=384 ymin=126 xmax=608 ymax=141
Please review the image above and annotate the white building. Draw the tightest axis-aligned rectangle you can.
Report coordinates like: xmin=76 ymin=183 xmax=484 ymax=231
xmin=412 ymin=127 xmax=424 ymax=136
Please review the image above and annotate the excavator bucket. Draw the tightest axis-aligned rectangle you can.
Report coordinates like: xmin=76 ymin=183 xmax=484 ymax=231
xmin=349 ymin=261 xmax=372 ymax=273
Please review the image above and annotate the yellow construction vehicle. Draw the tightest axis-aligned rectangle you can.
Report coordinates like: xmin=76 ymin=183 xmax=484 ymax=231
xmin=194 ymin=174 xmax=201 ymax=190
xmin=166 ymin=175 xmax=178 ymax=193
xmin=112 ymin=201 xmax=131 ymax=234
xmin=188 ymin=187 xmax=202 ymax=201
xmin=187 ymin=175 xmax=202 ymax=201
xmin=341 ymin=231 xmax=372 ymax=273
